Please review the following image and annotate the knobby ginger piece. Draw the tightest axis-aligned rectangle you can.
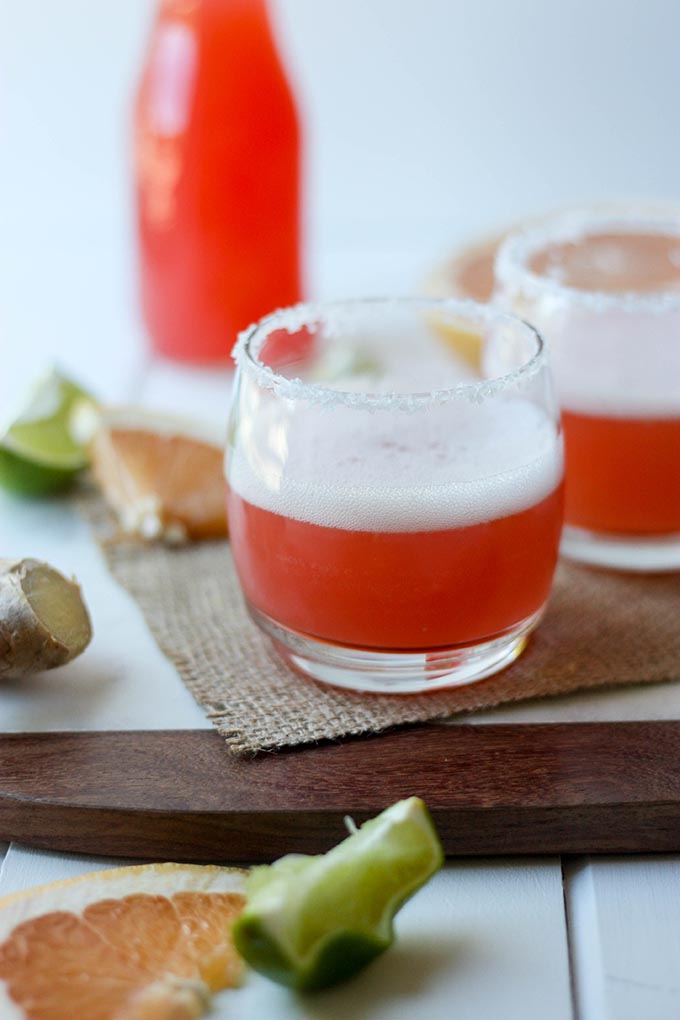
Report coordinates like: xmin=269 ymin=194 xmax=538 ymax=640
xmin=87 ymin=409 xmax=228 ymax=542
xmin=0 ymin=558 xmax=92 ymax=679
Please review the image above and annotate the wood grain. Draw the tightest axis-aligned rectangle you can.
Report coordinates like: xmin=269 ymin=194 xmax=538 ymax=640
xmin=1 ymin=723 xmax=680 ymax=861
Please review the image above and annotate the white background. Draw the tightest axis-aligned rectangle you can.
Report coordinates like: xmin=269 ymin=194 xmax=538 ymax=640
xmin=3 ymin=0 xmax=680 ymax=244
xmin=1 ymin=0 xmax=679 ymax=397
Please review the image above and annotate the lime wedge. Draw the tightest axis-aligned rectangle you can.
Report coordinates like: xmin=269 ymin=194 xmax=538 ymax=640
xmin=0 ymin=370 xmax=95 ymax=495
xmin=232 ymin=797 xmax=444 ymax=991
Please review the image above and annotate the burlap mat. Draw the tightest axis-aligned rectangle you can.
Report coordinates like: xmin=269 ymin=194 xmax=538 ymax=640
xmin=81 ymin=496 xmax=680 ymax=755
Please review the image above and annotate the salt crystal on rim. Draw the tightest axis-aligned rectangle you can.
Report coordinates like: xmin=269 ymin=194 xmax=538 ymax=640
xmin=232 ymin=298 xmax=546 ymax=413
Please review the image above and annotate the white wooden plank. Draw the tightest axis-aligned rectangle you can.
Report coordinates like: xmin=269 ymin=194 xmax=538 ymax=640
xmin=0 ymin=843 xmax=123 ymax=1019
xmin=0 ymin=848 xmax=573 ymax=1020
xmin=563 ymin=858 xmax=608 ymax=1020
xmin=564 ymin=857 xmax=680 ymax=1020
xmin=466 ymin=678 xmax=680 ymax=726
xmin=225 ymin=859 xmax=573 ymax=1020
xmin=0 ymin=844 xmax=138 ymax=896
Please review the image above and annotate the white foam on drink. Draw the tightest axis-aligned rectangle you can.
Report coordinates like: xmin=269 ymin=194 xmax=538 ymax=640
xmin=516 ymin=300 xmax=680 ymax=418
xmin=496 ymin=217 xmax=680 ymax=419
xmin=228 ymin=396 xmax=562 ymax=532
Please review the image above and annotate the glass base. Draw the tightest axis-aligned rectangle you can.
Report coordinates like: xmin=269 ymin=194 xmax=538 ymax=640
xmin=248 ymin=605 xmax=544 ymax=694
xmin=561 ymin=525 xmax=680 ymax=572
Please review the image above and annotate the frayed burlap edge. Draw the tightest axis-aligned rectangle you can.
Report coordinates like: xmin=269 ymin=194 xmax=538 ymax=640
xmin=79 ymin=493 xmax=680 ymax=755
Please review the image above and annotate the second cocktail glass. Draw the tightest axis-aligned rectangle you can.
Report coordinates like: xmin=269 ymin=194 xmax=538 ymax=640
xmin=496 ymin=208 xmax=680 ymax=571
xmin=226 ymin=299 xmax=564 ymax=693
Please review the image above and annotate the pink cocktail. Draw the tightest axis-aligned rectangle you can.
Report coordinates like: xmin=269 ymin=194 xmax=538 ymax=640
xmin=227 ymin=299 xmax=564 ymax=693
xmin=496 ymin=210 xmax=680 ymax=570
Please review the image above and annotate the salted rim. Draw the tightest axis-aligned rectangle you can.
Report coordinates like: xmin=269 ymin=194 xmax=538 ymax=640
xmin=495 ymin=209 xmax=680 ymax=313
xmin=232 ymin=298 xmax=546 ymax=411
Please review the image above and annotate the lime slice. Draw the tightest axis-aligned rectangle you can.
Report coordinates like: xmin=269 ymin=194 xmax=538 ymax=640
xmin=232 ymin=797 xmax=444 ymax=991
xmin=0 ymin=370 xmax=95 ymax=495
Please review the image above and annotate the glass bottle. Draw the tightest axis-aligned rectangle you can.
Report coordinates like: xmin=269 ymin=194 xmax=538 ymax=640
xmin=134 ymin=0 xmax=302 ymax=362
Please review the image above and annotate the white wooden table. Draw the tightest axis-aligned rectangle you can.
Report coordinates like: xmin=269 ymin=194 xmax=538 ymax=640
xmin=2 ymin=1 xmax=680 ymax=1016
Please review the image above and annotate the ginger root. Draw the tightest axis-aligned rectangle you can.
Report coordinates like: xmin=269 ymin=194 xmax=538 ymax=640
xmin=0 ymin=558 xmax=92 ymax=679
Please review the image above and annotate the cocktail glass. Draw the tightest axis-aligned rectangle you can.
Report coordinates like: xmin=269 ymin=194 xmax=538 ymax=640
xmin=226 ymin=298 xmax=564 ymax=693
xmin=496 ymin=208 xmax=680 ymax=571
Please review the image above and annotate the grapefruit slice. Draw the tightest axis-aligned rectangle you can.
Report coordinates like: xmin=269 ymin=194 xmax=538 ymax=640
xmin=0 ymin=862 xmax=246 ymax=1019
xmin=83 ymin=408 xmax=229 ymax=542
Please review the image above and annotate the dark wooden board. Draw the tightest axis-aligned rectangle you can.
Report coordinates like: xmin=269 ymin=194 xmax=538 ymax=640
xmin=1 ymin=723 xmax=680 ymax=861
